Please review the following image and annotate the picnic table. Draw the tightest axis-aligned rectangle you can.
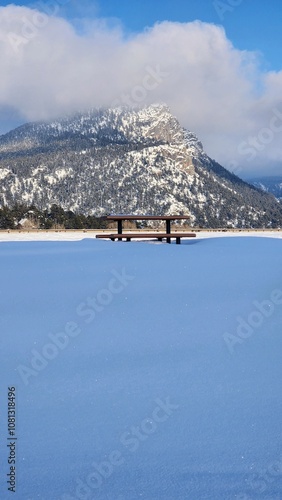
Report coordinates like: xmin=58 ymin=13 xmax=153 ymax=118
xmin=104 ymin=215 xmax=191 ymax=235
xmin=96 ymin=215 xmax=196 ymax=244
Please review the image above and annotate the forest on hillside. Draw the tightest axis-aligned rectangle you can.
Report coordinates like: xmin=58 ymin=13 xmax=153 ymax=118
xmin=0 ymin=204 xmax=108 ymax=230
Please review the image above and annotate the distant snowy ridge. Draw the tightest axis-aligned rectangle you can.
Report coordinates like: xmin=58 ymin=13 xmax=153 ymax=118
xmin=248 ymin=176 xmax=282 ymax=201
xmin=0 ymin=104 xmax=282 ymax=227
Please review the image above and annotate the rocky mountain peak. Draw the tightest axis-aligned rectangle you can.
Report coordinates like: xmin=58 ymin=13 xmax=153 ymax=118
xmin=0 ymin=104 xmax=281 ymax=228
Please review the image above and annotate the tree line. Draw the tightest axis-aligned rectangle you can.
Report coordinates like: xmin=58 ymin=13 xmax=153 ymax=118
xmin=0 ymin=204 xmax=108 ymax=230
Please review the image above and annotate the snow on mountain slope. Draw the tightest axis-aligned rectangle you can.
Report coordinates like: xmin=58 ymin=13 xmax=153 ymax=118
xmin=0 ymin=104 xmax=282 ymax=227
xmin=0 ymin=236 xmax=282 ymax=499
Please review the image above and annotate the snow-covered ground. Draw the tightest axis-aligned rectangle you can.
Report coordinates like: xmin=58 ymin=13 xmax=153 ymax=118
xmin=0 ymin=235 xmax=282 ymax=499
xmin=0 ymin=229 xmax=281 ymax=242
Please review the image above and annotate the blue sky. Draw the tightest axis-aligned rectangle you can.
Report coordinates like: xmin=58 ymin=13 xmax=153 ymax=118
xmin=94 ymin=0 xmax=282 ymax=72
xmin=0 ymin=0 xmax=281 ymax=176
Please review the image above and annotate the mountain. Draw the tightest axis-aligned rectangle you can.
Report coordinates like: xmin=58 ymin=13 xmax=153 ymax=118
xmin=0 ymin=103 xmax=282 ymax=228
xmin=248 ymin=176 xmax=282 ymax=201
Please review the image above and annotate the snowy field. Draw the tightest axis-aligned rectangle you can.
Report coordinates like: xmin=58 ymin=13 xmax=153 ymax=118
xmin=0 ymin=233 xmax=282 ymax=499
xmin=0 ymin=229 xmax=281 ymax=242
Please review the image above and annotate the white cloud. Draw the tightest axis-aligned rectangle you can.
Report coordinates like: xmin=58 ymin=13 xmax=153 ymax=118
xmin=0 ymin=5 xmax=281 ymax=176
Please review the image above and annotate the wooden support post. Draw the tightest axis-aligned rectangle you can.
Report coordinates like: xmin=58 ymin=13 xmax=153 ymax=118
xmin=166 ymin=219 xmax=171 ymax=243
xmin=176 ymin=237 xmax=181 ymax=244
xmin=118 ymin=220 xmax=123 ymax=234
